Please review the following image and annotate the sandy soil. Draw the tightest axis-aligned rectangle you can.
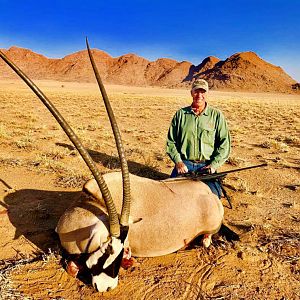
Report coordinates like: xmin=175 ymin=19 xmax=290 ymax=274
xmin=0 ymin=80 xmax=299 ymax=299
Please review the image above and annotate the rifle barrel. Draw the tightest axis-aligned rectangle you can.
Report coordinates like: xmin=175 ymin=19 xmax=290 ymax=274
xmin=213 ymin=163 xmax=268 ymax=176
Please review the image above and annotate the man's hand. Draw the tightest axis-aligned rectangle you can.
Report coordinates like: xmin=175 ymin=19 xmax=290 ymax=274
xmin=200 ymin=164 xmax=216 ymax=174
xmin=175 ymin=161 xmax=188 ymax=174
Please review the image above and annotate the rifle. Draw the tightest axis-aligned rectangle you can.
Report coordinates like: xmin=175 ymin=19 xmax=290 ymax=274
xmin=165 ymin=163 xmax=268 ymax=182
xmin=164 ymin=163 xmax=268 ymax=209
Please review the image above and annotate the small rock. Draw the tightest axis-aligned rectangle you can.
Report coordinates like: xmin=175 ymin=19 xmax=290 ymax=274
xmin=237 ymin=251 xmax=245 ymax=259
xmin=285 ymin=185 xmax=299 ymax=191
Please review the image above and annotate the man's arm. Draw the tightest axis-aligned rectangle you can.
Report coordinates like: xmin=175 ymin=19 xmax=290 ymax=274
xmin=175 ymin=161 xmax=189 ymax=174
xmin=166 ymin=111 xmax=189 ymax=174
xmin=166 ymin=112 xmax=182 ymax=164
xmin=209 ymin=112 xmax=231 ymax=170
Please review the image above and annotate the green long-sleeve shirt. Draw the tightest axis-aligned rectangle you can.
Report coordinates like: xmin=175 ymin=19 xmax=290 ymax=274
xmin=166 ymin=104 xmax=231 ymax=169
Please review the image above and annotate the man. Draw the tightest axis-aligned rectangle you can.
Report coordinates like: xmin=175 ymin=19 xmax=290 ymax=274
xmin=166 ymin=79 xmax=231 ymax=198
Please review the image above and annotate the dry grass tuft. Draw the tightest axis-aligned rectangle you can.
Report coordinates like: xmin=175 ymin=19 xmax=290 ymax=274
xmin=275 ymin=135 xmax=300 ymax=148
xmin=31 ymin=154 xmax=68 ymax=173
xmin=0 ymin=123 xmax=11 ymax=139
xmin=13 ymin=130 xmax=37 ymax=150
xmin=55 ymin=172 xmax=90 ymax=188
xmin=224 ymin=177 xmax=250 ymax=193
xmin=259 ymin=140 xmax=289 ymax=152
xmin=258 ymin=231 xmax=300 ymax=264
xmin=226 ymin=156 xmax=246 ymax=167
xmin=43 ymin=147 xmax=78 ymax=160
xmin=0 ymin=157 xmax=24 ymax=167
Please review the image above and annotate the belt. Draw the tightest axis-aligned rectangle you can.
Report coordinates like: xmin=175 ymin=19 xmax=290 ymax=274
xmin=189 ymin=160 xmax=206 ymax=164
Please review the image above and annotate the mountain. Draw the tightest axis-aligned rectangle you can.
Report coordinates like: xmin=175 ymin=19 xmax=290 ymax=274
xmin=48 ymin=49 xmax=114 ymax=82
xmin=195 ymin=56 xmax=221 ymax=75
xmin=0 ymin=46 xmax=56 ymax=79
xmin=197 ymin=52 xmax=296 ymax=93
xmin=107 ymin=53 xmax=149 ymax=85
xmin=0 ymin=46 xmax=298 ymax=93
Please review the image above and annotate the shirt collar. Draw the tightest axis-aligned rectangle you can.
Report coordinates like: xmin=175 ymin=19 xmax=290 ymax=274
xmin=189 ymin=103 xmax=209 ymax=116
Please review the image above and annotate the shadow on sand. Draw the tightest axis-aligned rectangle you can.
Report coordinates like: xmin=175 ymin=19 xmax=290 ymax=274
xmin=1 ymin=150 xmax=169 ymax=254
xmin=56 ymin=142 xmax=170 ymax=180
xmin=1 ymin=186 xmax=79 ymax=253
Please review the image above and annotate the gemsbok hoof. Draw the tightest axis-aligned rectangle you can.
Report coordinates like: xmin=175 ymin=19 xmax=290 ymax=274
xmin=202 ymin=234 xmax=212 ymax=248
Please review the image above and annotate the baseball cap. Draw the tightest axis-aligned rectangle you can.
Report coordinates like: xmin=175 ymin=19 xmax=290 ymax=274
xmin=191 ymin=79 xmax=209 ymax=92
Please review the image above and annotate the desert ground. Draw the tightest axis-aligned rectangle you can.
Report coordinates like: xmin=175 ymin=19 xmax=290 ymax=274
xmin=0 ymin=79 xmax=299 ymax=299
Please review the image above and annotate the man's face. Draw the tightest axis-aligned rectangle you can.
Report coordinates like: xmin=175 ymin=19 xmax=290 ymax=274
xmin=191 ymin=88 xmax=206 ymax=108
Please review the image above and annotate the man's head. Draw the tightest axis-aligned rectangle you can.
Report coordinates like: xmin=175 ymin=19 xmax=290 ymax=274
xmin=191 ymin=79 xmax=209 ymax=111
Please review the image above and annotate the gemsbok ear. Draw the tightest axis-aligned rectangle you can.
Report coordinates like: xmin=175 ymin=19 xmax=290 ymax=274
xmin=83 ymin=179 xmax=104 ymax=202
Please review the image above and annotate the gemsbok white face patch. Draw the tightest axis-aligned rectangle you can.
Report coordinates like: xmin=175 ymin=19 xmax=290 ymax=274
xmin=85 ymin=236 xmax=125 ymax=291
xmin=92 ymin=273 xmax=119 ymax=292
xmin=86 ymin=237 xmax=123 ymax=269
xmin=103 ymin=237 xmax=123 ymax=269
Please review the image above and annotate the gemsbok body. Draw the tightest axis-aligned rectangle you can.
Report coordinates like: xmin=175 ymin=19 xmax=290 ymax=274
xmin=0 ymin=39 xmax=224 ymax=292
xmin=57 ymin=172 xmax=223 ymax=257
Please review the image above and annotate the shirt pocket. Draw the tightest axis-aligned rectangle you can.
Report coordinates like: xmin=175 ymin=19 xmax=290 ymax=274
xmin=200 ymin=128 xmax=216 ymax=156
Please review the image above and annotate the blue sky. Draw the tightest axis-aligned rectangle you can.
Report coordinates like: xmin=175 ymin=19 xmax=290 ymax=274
xmin=1 ymin=0 xmax=299 ymax=81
